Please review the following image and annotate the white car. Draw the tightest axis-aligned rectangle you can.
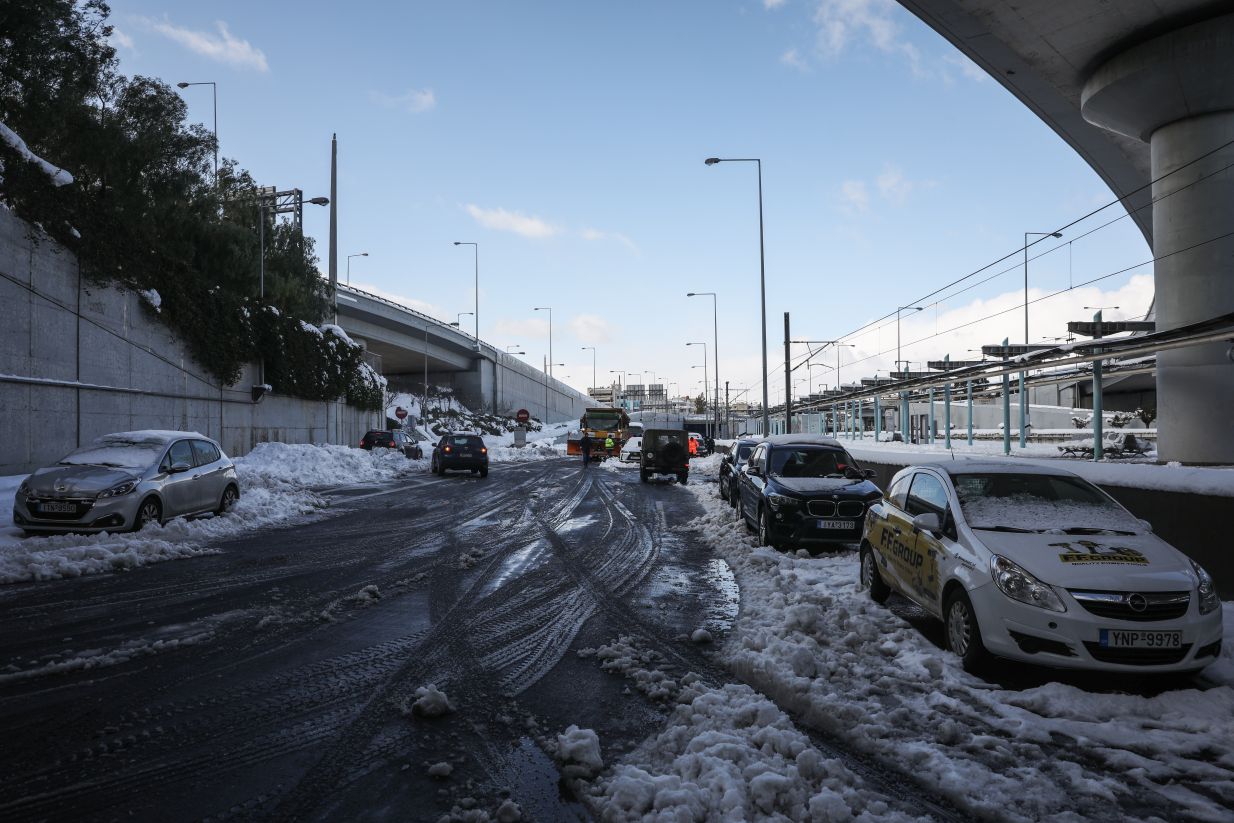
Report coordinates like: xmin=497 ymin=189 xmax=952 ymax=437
xmin=860 ymin=462 xmax=1222 ymax=674
xmin=620 ymin=436 xmax=643 ymax=463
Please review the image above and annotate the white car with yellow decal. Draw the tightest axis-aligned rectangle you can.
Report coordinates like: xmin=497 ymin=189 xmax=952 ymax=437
xmin=860 ymin=462 xmax=1223 ymax=674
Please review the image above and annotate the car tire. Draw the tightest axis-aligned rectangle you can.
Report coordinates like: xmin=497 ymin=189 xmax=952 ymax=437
xmin=677 ymin=473 xmax=688 ymax=485
xmin=860 ymin=543 xmax=891 ymax=604
xmin=471 ymin=469 xmax=478 ymax=476
xmin=944 ymin=588 xmax=990 ymax=673
xmin=215 ymin=484 xmax=240 ymax=516
xmin=640 ymin=469 xmax=649 ymax=483
xmin=480 ymin=467 xmax=488 ymax=478
xmin=719 ymin=476 xmax=728 ymax=501
xmin=134 ymin=497 xmax=163 ymax=531
xmin=758 ymin=507 xmax=777 ymax=549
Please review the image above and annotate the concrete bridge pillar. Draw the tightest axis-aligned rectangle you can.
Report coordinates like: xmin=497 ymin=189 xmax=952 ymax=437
xmin=1082 ymin=13 xmax=1234 ymax=464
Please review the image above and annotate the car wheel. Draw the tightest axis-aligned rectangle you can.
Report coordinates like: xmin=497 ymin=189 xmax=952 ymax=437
xmin=640 ymin=469 xmax=649 ymax=483
xmin=215 ymin=484 xmax=240 ymax=516
xmin=860 ymin=543 xmax=890 ymax=604
xmin=944 ymin=588 xmax=990 ymax=673
xmin=134 ymin=497 xmax=163 ymax=531
xmin=719 ymin=477 xmax=728 ymax=501
xmin=757 ymin=506 xmax=772 ymax=544
xmin=677 ymin=473 xmax=688 ymax=485
xmin=480 ymin=467 xmax=488 ymax=478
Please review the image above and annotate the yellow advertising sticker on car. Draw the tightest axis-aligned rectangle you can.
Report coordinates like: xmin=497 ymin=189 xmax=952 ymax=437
xmin=1050 ymin=540 xmax=1149 ymax=565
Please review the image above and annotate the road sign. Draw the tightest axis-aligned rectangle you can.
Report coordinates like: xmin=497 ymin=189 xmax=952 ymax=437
xmin=395 ymin=407 xmax=408 ymax=420
xmin=516 ymin=408 xmax=530 ymax=424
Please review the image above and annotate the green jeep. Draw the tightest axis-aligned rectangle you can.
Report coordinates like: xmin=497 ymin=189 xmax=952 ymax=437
xmin=640 ymin=428 xmax=690 ymax=485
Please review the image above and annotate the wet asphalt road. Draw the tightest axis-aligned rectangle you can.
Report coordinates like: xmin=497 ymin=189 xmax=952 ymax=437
xmin=0 ymin=458 xmax=742 ymax=821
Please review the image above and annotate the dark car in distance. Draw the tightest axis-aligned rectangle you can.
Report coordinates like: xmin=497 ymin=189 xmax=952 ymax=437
xmin=719 ymin=438 xmax=759 ymax=506
xmin=432 ymin=432 xmax=489 ymax=477
xmin=736 ymin=435 xmax=881 ymax=551
xmin=361 ymin=429 xmax=422 ymax=459
xmin=640 ymin=428 xmax=690 ymax=485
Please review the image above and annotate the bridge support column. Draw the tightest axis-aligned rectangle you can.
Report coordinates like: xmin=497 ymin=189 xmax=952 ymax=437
xmin=1082 ymin=13 xmax=1234 ymax=464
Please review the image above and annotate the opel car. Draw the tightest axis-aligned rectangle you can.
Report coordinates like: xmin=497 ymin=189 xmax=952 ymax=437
xmin=860 ymin=462 xmax=1223 ymax=674
xmin=736 ymin=435 xmax=880 ymax=550
xmin=13 ymin=431 xmax=240 ymax=535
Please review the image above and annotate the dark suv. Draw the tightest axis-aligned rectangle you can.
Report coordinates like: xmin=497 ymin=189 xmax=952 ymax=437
xmin=719 ymin=438 xmax=759 ymax=506
xmin=361 ymin=429 xmax=422 ymax=459
xmin=640 ymin=429 xmax=690 ymax=485
xmin=736 ymin=435 xmax=880 ymax=550
xmin=431 ymin=432 xmax=489 ymax=477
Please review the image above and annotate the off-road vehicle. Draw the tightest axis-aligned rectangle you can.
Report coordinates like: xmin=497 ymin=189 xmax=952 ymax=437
xmin=640 ymin=428 xmax=689 ymax=485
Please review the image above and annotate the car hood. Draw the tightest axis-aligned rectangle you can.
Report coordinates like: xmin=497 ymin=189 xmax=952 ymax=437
xmin=971 ymin=529 xmax=1196 ymax=590
xmin=28 ymin=465 xmax=143 ymax=495
xmin=772 ymin=476 xmax=873 ymax=496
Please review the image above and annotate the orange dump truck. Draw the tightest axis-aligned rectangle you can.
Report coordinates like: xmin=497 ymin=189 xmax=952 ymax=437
xmin=566 ymin=407 xmax=632 ymax=459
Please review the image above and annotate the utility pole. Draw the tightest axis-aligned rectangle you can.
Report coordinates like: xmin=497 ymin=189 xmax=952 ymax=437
xmin=783 ymin=312 xmax=792 ymax=434
xmin=329 ymin=134 xmax=338 ymax=320
xmin=725 ymin=381 xmax=730 ymax=438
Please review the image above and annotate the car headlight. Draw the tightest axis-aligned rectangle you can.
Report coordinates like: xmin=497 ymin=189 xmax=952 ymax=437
xmin=1190 ymin=558 xmax=1220 ymax=615
xmin=990 ymin=555 xmax=1066 ymax=613
xmin=97 ymin=480 xmax=138 ymax=499
xmin=18 ymin=481 xmax=30 ymax=497
xmin=767 ymin=493 xmax=797 ymax=510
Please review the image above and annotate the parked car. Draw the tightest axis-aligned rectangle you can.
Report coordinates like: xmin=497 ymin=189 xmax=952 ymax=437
xmin=431 ymin=432 xmax=489 ymax=477
xmin=719 ymin=439 xmax=760 ymax=505
xmin=736 ymin=435 xmax=880 ymax=550
xmin=860 ymin=462 xmax=1223 ymax=674
xmin=12 ymin=431 xmax=240 ymax=535
xmin=640 ymin=429 xmax=690 ymax=484
xmin=360 ymin=429 xmax=422 ymax=459
xmin=620 ymin=436 xmax=643 ymax=463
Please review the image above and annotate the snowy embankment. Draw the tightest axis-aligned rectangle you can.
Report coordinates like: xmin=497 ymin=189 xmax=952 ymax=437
xmin=635 ymin=457 xmax=1234 ymax=821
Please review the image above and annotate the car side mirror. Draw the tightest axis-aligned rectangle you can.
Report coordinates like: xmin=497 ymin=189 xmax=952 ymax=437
xmin=169 ymin=461 xmax=192 ymax=474
xmin=912 ymin=512 xmax=942 ymax=534
xmin=863 ymin=468 xmax=876 ymax=479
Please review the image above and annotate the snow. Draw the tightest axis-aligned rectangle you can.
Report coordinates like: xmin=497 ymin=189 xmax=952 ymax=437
xmin=556 ymin=725 xmax=603 ymax=778
xmin=58 ymin=441 xmax=166 ymax=469
xmin=408 ymin=683 xmax=455 ymax=717
xmin=0 ymin=121 xmax=74 ymax=186
xmin=298 ymin=319 xmax=323 ymax=337
xmin=427 ymin=761 xmax=454 ymax=778
xmin=669 ymin=458 xmax=1234 ymax=821
xmin=959 ymin=494 xmax=1140 ymax=532
xmin=690 ymin=628 xmax=713 ymax=644
xmin=321 ymin=323 xmax=358 ymax=347
xmin=139 ymin=288 xmax=161 ymax=312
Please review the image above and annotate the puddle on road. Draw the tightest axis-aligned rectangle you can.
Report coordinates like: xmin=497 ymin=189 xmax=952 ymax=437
xmin=638 ymin=556 xmax=740 ymax=634
xmin=488 ymin=737 xmax=587 ymax=821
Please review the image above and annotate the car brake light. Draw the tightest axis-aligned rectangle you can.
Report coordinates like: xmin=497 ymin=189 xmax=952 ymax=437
xmin=444 ymin=446 xmax=452 ymax=453
xmin=481 ymin=447 xmax=488 ymax=454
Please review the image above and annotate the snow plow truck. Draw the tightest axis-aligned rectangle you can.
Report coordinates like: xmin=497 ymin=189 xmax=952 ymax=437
xmin=567 ymin=407 xmax=632 ymax=460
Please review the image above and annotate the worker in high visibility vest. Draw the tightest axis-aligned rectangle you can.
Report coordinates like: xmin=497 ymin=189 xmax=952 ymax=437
xmin=604 ymin=435 xmax=615 ymax=455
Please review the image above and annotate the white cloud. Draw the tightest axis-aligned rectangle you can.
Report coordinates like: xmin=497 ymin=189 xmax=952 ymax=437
xmin=581 ymin=227 xmax=639 ymax=253
xmin=493 ymin=317 xmax=550 ymax=339
xmin=569 ymin=314 xmax=615 ymax=344
xmin=764 ymin=0 xmax=788 ymax=8
xmin=136 ymin=17 xmax=268 ymax=72
xmin=369 ymin=88 xmax=436 ymax=113
xmin=110 ymin=27 xmax=135 ymax=50
xmin=347 ymin=282 xmax=447 ymax=322
xmin=839 ymin=180 xmax=869 ymax=214
xmin=464 ymin=204 xmax=560 ymax=239
xmin=942 ymin=53 xmax=987 ymax=82
xmin=780 ymin=48 xmax=809 ymax=72
xmin=875 ymin=164 xmax=914 ymax=205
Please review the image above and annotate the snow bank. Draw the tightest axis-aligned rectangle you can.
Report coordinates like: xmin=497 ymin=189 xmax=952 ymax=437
xmin=677 ymin=479 xmax=1234 ymax=821
xmin=139 ymin=288 xmax=161 ymax=312
xmin=0 ymin=442 xmax=422 ymax=585
xmin=556 ymin=725 xmax=603 ymax=778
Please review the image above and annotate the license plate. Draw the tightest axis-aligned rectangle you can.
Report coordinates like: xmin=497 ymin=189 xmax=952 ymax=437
xmin=39 ymin=501 xmax=76 ymax=513
xmin=459 ymin=451 xmax=472 ymax=457
xmin=1099 ymin=629 xmax=1182 ymax=649
xmin=817 ymin=520 xmax=850 ymax=530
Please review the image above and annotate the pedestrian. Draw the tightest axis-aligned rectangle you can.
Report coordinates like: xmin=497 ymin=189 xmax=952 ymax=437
xmin=604 ymin=435 xmax=615 ymax=459
xmin=581 ymin=433 xmax=591 ymax=467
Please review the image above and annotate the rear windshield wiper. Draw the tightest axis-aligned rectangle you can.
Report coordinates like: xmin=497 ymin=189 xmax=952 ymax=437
xmin=972 ymin=525 xmax=1041 ymax=533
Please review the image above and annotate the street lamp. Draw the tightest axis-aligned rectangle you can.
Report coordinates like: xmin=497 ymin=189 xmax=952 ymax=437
xmin=687 ymin=291 xmax=720 ymax=436
xmin=260 ymin=195 xmax=328 ymax=298
xmin=581 ymin=346 xmax=596 ymax=394
xmin=457 ymin=311 xmax=473 ymax=329
xmin=176 ymin=81 xmax=217 ymax=180
xmin=1021 ymin=231 xmax=1063 ymax=447
xmin=705 ymin=156 xmax=768 ymax=436
xmin=346 ymin=252 xmax=368 ymax=286
xmin=896 ymin=306 xmax=923 ymax=372
xmin=687 ymin=341 xmax=709 ymax=436
xmin=454 ymin=242 xmax=480 ymax=351
xmin=534 ymin=307 xmax=553 ymax=378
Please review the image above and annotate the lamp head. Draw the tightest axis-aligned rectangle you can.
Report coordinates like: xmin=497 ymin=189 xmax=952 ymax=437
xmin=1051 ymin=232 xmax=1063 ymax=238
xmin=308 ymin=197 xmax=329 ymax=206
xmin=361 ymin=252 xmax=369 ymax=257
xmin=704 ymin=157 xmax=721 ymax=165
xmin=176 ymin=82 xmax=190 ymax=89
xmin=453 ymin=241 xmax=461 ymax=246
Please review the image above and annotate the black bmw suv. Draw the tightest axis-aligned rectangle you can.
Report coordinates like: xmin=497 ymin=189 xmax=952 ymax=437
xmin=431 ymin=432 xmax=489 ymax=477
xmin=719 ymin=438 xmax=759 ymax=506
xmin=736 ymin=435 xmax=881 ymax=550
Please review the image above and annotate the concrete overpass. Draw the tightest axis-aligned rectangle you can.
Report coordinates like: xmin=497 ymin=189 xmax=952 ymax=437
xmin=898 ymin=1 xmax=1234 ymax=464
xmin=333 ymin=284 xmax=590 ymax=423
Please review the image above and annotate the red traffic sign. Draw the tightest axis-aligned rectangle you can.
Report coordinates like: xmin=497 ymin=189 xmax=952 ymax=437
xmin=395 ymin=406 xmax=408 ymax=420
xmin=515 ymin=408 xmax=530 ymax=424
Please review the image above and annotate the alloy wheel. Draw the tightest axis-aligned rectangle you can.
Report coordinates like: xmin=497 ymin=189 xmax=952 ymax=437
xmin=948 ymin=600 xmax=972 ymax=656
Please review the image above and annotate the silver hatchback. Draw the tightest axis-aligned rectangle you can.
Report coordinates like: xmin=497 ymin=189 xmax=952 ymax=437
xmin=12 ymin=431 xmax=240 ymax=535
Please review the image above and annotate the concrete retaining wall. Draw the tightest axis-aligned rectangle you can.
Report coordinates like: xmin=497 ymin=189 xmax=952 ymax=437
xmin=0 ymin=209 xmax=379 ymax=476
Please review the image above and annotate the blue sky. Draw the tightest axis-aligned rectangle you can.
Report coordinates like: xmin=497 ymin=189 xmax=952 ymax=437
xmin=108 ymin=1 xmax=1153 ymax=405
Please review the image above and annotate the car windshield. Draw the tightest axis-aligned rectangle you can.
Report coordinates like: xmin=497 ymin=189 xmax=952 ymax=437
xmin=584 ymin=413 xmax=621 ymax=430
xmin=953 ymin=473 xmax=1139 ymax=533
xmin=735 ymin=444 xmax=755 ymax=462
xmin=59 ymin=440 xmax=165 ymax=469
xmin=769 ymin=447 xmax=852 ymax=478
xmin=368 ymin=432 xmax=393 ymax=443
xmin=448 ymin=436 xmax=482 ymax=447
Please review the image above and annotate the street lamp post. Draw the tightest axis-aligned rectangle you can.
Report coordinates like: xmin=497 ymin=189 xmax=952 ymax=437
xmin=1021 ymin=231 xmax=1063 ymax=447
xmin=176 ymin=81 xmax=217 ymax=180
xmin=688 ymin=292 xmax=720 ymax=437
xmin=534 ymin=307 xmax=553 ymax=378
xmin=454 ymin=242 xmax=480 ymax=351
xmin=346 ymin=252 xmax=368 ymax=286
xmin=705 ymin=157 xmax=768 ymax=436
xmin=687 ymin=342 xmax=709 ymax=436
xmin=582 ymin=346 xmax=596 ymax=395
